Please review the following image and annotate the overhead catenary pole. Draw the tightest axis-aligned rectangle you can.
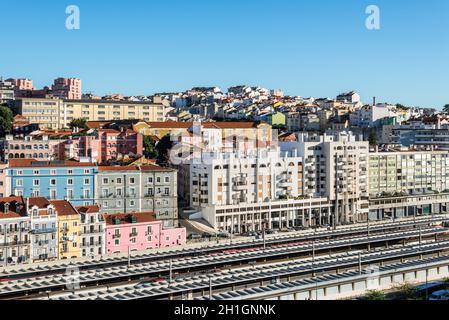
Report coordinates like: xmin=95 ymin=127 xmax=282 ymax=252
xmin=169 ymin=259 xmax=173 ymax=283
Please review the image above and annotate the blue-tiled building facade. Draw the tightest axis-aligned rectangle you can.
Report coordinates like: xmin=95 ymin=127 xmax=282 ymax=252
xmin=6 ymin=160 xmax=96 ymax=206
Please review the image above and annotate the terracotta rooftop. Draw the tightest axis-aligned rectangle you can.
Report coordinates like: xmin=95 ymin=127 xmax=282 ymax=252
xmin=0 ymin=196 xmax=27 ymax=219
xmin=105 ymin=212 xmax=158 ymax=226
xmin=142 ymin=121 xmax=268 ymax=129
xmin=28 ymin=197 xmax=51 ymax=209
xmin=98 ymin=164 xmax=174 ymax=172
xmin=8 ymin=159 xmax=96 ymax=168
xmin=76 ymin=205 xmax=100 ymax=214
xmin=50 ymin=200 xmax=78 ymax=217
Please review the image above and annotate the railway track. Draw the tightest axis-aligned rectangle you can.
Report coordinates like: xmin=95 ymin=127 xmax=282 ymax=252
xmin=2 ymin=225 xmax=448 ymax=299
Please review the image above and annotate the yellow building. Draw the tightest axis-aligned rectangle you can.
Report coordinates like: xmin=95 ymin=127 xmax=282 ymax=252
xmin=133 ymin=121 xmax=273 ymax=147
xmin=51 ymin=200 xmax=81 ymax=259
xmin=15 ymin=98 xmax=167 ymax=129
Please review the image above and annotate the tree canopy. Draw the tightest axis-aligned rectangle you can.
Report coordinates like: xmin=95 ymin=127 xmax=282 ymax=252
xmin=68 ymin=118 xmax=88 ymax=130
xmin=443 ymin=104 xmax=449 ymax=113
xmin=0 ymin=106 xmax=14 ymax=138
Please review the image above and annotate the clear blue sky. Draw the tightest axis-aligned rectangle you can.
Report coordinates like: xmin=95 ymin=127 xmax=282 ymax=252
xmin=1 ymin=0 xmax=448 ymax=108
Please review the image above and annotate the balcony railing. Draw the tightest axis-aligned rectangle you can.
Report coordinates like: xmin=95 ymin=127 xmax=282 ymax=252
xmin=31 ymin=228 xmax=57 ymax=234
xmin=0 ymin=240 xmax=31 ymax=247
xmin=129 ymin=232 xmax=138 ymax=237
xmin=112 ymin=234 xmax=121 ymax=239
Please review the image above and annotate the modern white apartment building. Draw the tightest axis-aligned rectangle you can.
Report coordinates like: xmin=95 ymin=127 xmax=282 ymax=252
xmin=14 ymin=98 xmax=167 ymax=129
xmin=188 ymin=148 xmax=335 ymax=232
xmin=368 ymin=148 xmax=449 ymax=220
xmin=281 ymin=131 xmax=370 ymax=224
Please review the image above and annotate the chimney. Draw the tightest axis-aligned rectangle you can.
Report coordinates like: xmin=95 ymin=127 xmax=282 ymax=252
xmin=373 ymin=97 xmax=376 ymax=106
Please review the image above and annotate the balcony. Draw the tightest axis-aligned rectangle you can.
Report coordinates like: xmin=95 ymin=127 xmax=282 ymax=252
xmin=0 ymin=240 xmax=30 ymax=247
xmin=112 ymin=234 xmax=121 ymax=239
xmin=31 ymin=228 xmax=57 ymax=234
xmin=232 ymin=183 xmax=247 ymax=191
xmin=81 ymin=242 xmax=102 ymax=248
xmin=83 ymin=229 xmax=103 ymax=235
xmin=129 ymin=232 xmax=138 ymax=237
xmin=60 ymin=227 xmax=69 ymax=233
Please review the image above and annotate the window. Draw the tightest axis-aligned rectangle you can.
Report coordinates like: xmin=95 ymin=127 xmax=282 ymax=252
xmin=50 ymin=179 xmax=56 ymax=186
xmin=16 ymin=179 xmax=23 ymax=187
xmin=114 ymin=239 xmax=120 ymax=246
xmin=130 ymin=200 xmax=135 ymax=207
xmin=68 ymin=169 xmax=73 ymax=175
xmin=103 ymin=178 xmax=109 ymax=184
xmin=148 ymin=177 xmax=153 ymax=183
xmin=33 ymin=179 xmax=40 ymax=186
xmin=67 ymin=178 xmax=73 ymax=185
xmin=84 ymin=169 xmax=90 ymax=174
xmin=102 ymin=201 xmax=108 ymax=208
xmin=67 ymin=189 xmax=73 ymax=199
xmin=116 ymin=178 xmax=122 ymax=184
xmin=165 ymin=177 xmax=170 ymax=183
xmin=16 ymin=170 xmax=23 ymax=176
xmin=50 ymin=189 xmax=57 ymax=199
xmin=84 ymin=178 xmax=90 ymax=185
xmin=129 ymin=177 xmax=135 ymax=184
xmin=164 ymin=188 xmax=170 ymax=195
xmin=157 ymin=177 xmax=161 ymax=183
xmin=33 ymin=170 xmax=40 ymax=175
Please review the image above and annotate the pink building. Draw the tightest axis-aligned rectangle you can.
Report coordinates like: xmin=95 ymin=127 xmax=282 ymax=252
xmin=65 ymin=129 xmax=143 ymax=164
xmin=105 ymin=212 xmax=186 ymax=255
xmin=8 ymin=78 xmax=34 ymax=91
xmin=3 ymin=135 xmax=66 ymax=161
xmin=0 ymin=163 xmax=7 ymax=198
xmin=52 ymin=78 xmax=82 ymax=100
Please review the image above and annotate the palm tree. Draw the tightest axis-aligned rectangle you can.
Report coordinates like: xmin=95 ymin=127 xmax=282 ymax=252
xmin=443 ymin=104 xmax=449 ymax=113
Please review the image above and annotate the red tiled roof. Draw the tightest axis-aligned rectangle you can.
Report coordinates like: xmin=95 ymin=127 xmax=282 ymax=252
xmin=76 ymin=205 xmax=100 ymax=214
xmin=50 ymin=200 xmax=78 ymax=217
xmin=98 ymin=164 xmax=174 ymax=172
xmin=0 ymin=196 xmax=27 ymax=219
xmin=8 ymin=159 xmax=96 ymax=168
xmin=98 ymin=165 xmax=140 ymax=172
xmin=28 ymin=197 xmax=51 ymax=209
xmin=143 ymin=121 xmax=268 ymax=130
xmin=105 ymin=212 xmax=157 ymax=226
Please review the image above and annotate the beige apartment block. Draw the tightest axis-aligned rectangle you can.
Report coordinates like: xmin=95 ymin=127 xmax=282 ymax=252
xmin=15 ymin=98 xmax=167 ymax=129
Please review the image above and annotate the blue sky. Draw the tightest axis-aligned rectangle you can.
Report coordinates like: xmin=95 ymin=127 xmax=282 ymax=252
xmin=1 ymin=0 xmax=448 ymax=108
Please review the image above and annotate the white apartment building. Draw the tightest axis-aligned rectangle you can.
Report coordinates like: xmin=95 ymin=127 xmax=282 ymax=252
xmin=76 ymin=205 xmax=106 ymax=257
xmin=281 ymin=131 xmax=370 ymax=224
xmin=188 ymin=148 xmax=335 ymax=232
xmin=368 ymin=149 xmax=449 ymax=220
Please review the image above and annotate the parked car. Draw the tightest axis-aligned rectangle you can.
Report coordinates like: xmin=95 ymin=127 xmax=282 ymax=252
xmin=429 ymin=290 xmax=449 ymax=300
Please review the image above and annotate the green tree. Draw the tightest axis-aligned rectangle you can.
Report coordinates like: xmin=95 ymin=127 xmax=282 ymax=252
xmin=0 ymin=105 xmax=14 ymax=137
xmin=368 ymin=130 xmax=377 ymax=146
xmin=365 ymin=290 xmax=386 ymax=300
xmin=443 ymin=104 xmax=449 ymax=113
xmin=68 ymin=118 xmax=87 ymax=130
xmin=395 ymin=283 xmax=419 ymax=300
xmin=143 ymin=136 xmax=159 ymax=159
xmin=155 ymin=134 xmax=174 ymax=165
